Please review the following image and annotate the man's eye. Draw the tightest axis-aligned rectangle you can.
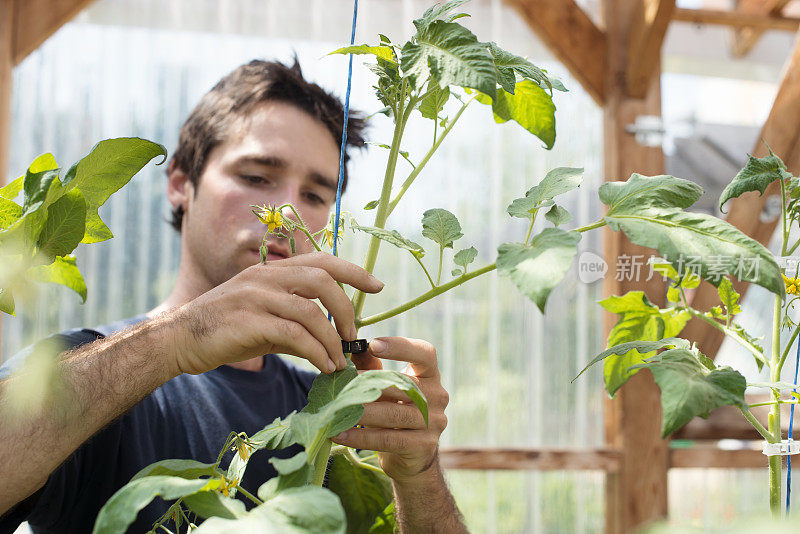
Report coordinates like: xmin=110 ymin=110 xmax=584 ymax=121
xmin=241 ymin=175 xmax=267 ymax=184
xmin=305 ymin=192 xmax=325 ymax=204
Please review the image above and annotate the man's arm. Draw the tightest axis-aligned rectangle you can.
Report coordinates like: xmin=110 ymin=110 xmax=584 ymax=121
xmin=0 ymin=252 xmax=383 ymax=517
xmin=333 ymin=337 xmax=469 ymax=533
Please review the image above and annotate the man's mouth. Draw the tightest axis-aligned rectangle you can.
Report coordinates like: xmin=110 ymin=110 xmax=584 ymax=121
xmin=251 ymin=244 xmax=290 ymax=260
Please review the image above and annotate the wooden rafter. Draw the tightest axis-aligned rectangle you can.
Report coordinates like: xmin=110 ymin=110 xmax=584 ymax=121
xmin=683 ymin=29 xmax=800 ymax=361
xmin=731 ymin=0 xmax=792 ymax=57
xmin=673 ymin=7 xmax=800 ymax=32
xmin=503 ymin=0 xmax=606 ymax=105
xmin=1 ymin=0 xmax=12 ymax=183
xmin=626 ymin=0 xmax=675 ymax=98
xmin=11 ymin=0 xmax=96 ymax=66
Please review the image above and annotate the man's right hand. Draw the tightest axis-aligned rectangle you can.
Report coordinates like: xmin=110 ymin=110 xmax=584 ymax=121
xmin=169 ymin=251 xmax=383 ymax=376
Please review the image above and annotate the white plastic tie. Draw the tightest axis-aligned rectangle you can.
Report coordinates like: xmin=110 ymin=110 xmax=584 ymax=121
xmin=762 ymin=440 xmax=800 ymax=457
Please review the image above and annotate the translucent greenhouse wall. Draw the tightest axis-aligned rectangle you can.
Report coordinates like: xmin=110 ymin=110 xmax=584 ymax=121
xmin=3 ymin=0 xmax=607 ymax=532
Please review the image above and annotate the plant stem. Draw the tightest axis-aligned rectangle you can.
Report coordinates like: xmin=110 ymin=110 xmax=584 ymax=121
xmin=523 ymin=211 xmax=538 ymax=245
xmin=386 ymin=97 xmax=473 ymax=217
xmin=311 ymin=438 xmax=332 ymax=487
xmin=781 ymin=177 xmax=789 ymax=257
xmin=357 ymin=262 xmax=496 ymax=327
xmin=778 ymin=321 xmax=800 ymax=375
xmin=749 ymin=399 xmax=799 ymax=408
xmin=683 ymin=307 xmax=767 ymax=367
xmin=413 ymin=254 xmax=436 ymax=289
xmin=236 ymin=486 xmax=263 ymax=506
xmin=769 ymin=293 xmax=783 ymax=517
xmin=575 ymin=219 xmax=607 ymax=233
xmin=436 ymin=247 xmax=443 ymax=286
xmin=740 ymin=406 xmax=776 ymax=442
xmin=345 ymin=447 xmax=386 ymax=476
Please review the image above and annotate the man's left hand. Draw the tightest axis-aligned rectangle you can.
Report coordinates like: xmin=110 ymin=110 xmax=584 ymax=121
xmin=331 ymin=337 xmax=449 ymax=485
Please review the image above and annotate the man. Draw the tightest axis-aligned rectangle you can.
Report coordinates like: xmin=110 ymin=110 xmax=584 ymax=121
xmin=0 ymin=59 xmax=466 ymax=532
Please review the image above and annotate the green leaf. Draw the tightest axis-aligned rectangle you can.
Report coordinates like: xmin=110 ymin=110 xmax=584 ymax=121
xmin=573 ymin=337 xmax=691 ymax=382
xmin=259 ymin=452 xmax=314 ymax=499
xmin=192 ymin=486 xmax=346 ymax=534
xmin=21 ymin=153 xmax=60 ymax=213
xmin=719 ymin=152 xmax=792 ymax=213
xmin=637 ymin=348 xmax=747 ymax=437
xmin=329 ymin=44 xmax=397 ymax=63
xmin=648 ymin=256 xmax=701 ymax=289
xmin=364 ymin=200 xmax=379 ymax=210
xmin=496 ymin=228 xmax=580 ymax=312
xmin=544 ymin=205 xmax=572 ymax=227
xmin=421 ymin=208 xmax=463 ymax=249
xmin=453 ymin=246 xmax=477 ymax=270
xmin=328 ymin=453 xmax=393 ymax=534
xmin=131 ymin=459 xmax=219 ymax=481
xmin=400 ymin=20 xmax=497 ymax=97
xmin=595 ymin=292 xmax=691 ymax=395
xmin=353 ymin=224 xmax=425 ymax=258
xmin=63 ymin=137 xmax=167 ymax=210
xmin=475 ymin=80 xmax=556 ymax=149
xmin=418 ymin=82 xmax=450 ymax=120
xmin=183 ymin=491 xmax=247 ymax=520
xmin=527 ymin=167 xmax=583 ymax=206
xmin=250 ymin=412 xmax=298 ymax=451
xmin=604 ymin=207 xmax=784 ymax=296
xmin=35 ymin=189 xmax=86 ymax=259
xmin=0 ymin=288 xmax=14 ymax=315
xmin=599 ymin=173 xmax=703 ymax=216
xmin=748 ymin=381 xmax=800 ymax=391
xmin=486 ymin=42 xmax=552 ymax=94
xmin=412 ymin=0 xmax=471 ymax=33
xmin=25 ymin=254 xmax=87 ymax=302
xmin=93 ymin=476 xmax=217 ymax=534
xmin=718 ymin=277 xmax=742 ymax=318
xmin=0 ymin=176 xmax=23 ymax=200
xmin=506 ymin=197 xmax=551 ymax=219
xmin=82 ymin=209 xmax=114 ymax=243
xmin=0 ymin=197 xmax=23 ymax=229
xmin=369 ymin=501 xmax=397 ymax=534
xmin=270 ymin=451 xmax=309 ymax=475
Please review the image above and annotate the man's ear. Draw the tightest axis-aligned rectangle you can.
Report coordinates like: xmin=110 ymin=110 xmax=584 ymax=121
xmin=166 ymin=160 xmax=194 ymax=214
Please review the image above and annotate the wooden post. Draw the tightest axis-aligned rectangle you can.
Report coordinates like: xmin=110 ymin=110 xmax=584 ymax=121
xmin=1 ymin=0 xmax=12 ymax=186
xmin=603 ymin=0 xmax=669 ymax=531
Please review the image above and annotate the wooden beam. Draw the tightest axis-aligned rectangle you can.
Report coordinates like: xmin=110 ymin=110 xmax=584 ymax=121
xmin=673 ymin=395 xmax=800 ymax=441
xmin=11 ymin=0 xmax=96 ymax=66
xmin=669 ymin=444 xmax=766 ymax=469
xmin=731 ymin=0 xmax=792 ymax=57
xmin=439 ymin=447 xmax=621 ymax=471
xmin=684 ymin=29 xmax=800 ymax=360
xmin=626 ymin=0 xmax=675 ymax=98
xmin=603 ymin=1 xmax=669 ymax=531
xmin=503 ymin=0 xmax=606 ymax=105
xmin=673 ymin=7 xmax=800 ymax=32
xmin=0 ymin=0 xmax=11 ymax=185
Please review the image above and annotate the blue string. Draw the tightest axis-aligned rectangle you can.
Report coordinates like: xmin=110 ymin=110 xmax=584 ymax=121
xmin=332 ymin=0 xmax=358 ymax=258
xmin=788 ymin=336 xmax=800 ymax=513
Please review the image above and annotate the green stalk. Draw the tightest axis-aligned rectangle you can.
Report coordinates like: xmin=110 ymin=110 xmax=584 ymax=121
xmin=311 ymin=438 xmax=332 ymax=487
xmin=385 ymin=97 xmax=473 ymax=217
xmin=575 ymin=220 xmax=607 ymax=233
xmin=236 ymin=486 xmax=263 ymax=506
xmin=778 ymin=321 xmax=800 ymax=375
xmin=351 ymin=96 xmax=415 ymax=320
xmin=740 ymin=406 xmax=776 ymax=441
xmin=769 ymin=294 xmax=783 ymax=516
xmin=684 ymin=307 xmax=767 ymax=367
xmin=414 ymin=254 xmax=436 ymax=289
xmin=357 ymin=262 xmax=496 ymax=327
xmin=436 ymin=246 xmax=444 ymax=286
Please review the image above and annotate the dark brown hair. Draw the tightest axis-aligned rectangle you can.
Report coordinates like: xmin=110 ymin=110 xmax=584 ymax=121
xmin=169 ymin=57 xmax=366 ymax=231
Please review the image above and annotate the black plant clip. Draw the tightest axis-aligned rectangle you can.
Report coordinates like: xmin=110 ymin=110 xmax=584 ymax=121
xmin=341 ymin=339 xmax=369 ymax=354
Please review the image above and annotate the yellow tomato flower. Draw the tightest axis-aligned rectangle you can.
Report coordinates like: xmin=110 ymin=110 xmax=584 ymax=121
xmin=255 ymin=205 xmax=284 ymax=232
xmin=784 ymin=274 xmax=800 ymax=295
xmin=218 ymin=476 xmax=240 ymax=497
xmin=323 ymin=227 xmax=343 ymax=248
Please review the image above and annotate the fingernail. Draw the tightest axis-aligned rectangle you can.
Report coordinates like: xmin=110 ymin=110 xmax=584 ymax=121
xmin=336 ymin=430 xmax=350 ymax=440
xmin=349 ymin=325 xmax=358 ymax=340
xmin=369 ymin=274 xmax=384 ymax=289
xmin=370 ymin=339 xmax=387 ymax=355
xmin=326 ymin=360 xmax=336 ymax=373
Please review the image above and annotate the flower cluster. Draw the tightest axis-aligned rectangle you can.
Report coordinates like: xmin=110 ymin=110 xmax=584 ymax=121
xmin=783 ymin=273 xmax=800 ymax=295
xmin=253 ymin=204 xmax=284 ymax=232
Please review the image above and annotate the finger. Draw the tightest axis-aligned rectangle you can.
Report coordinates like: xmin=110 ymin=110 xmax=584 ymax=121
xmin=358 ymin=401 xmax=427 ymax=429
xmin=267 ymin=290 xmax=347 ymax=370
xmin=279 ymin=251 xmax=385 ymax=294
xmin=368 ymin=337 xmax=439 ymax=378
xmin=351 ymin=352 xmax=383 ymax=371
xmin=270 ymin=266 xmax=356 ymax=342
xmin=263 ymin=315 xmax=337 ymax=374
xmin=331 ymin=427 xmax=434 ymax=455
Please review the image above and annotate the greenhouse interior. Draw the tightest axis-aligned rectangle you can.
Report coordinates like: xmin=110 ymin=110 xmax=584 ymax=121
xmin=1 ymin=0 xmax=800 ymax=532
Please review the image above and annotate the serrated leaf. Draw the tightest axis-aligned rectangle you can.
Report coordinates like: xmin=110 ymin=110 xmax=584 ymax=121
xmin=353 ymin=224 xmax=425 ymax=258
xmin=25 ymin=255 xmax=87 ymax=302
xmin=419 ymin=82 xmax=450 ymax=120
xmin=183 ymin=491 xmax=246 ymax=520
xmin=544 ymin=205 xmax=572 ymax=227
xmin=192 ymin=486 xmax=346 ymax=534
xmin=527 ymin=167 xmax=583 ymax=206
xmin=604 ymin=206 xmax=783 ymax=296
xmin=497 ymin=228 xmax=580 ymax=312
xmin=599 ymin=173 xmax=703 ymax=216
xmin=637 ymin=348 xmax=746 ymax=437
xmin=719 ymin=152 xmax=792 ymax=213
xmin=413 ymin=0 xmax=470 ymax=33
xmin=0 ymin=197 xmax=23 ymax=229
xmin=573 ymin=337 xmax=690 ymax=382
xmin=666 ymin=286 xmax=681 ymax=303
xmin=476 ymin=80 xmax=556 ymax=149
xmin=0 ymin=176 xmax=23 ymax=200
xmin=401 ymin=20 xmax=497 ymax=97
xmin=328 ymin=453 xmax=393 ymax=534
xmin=329 ymin=44 xmax=397 ymax=63
xmin=487 ymin=42 xmax=552 ymax=94
xmin=421 ymin=208 xmax=463 ymax=249
xmin=131 ymin=459 xmax=219 ymax=481
xmin=36 ymin=189 xmax=86 ymax=259
xmin=594 ymin=292 xmax=691 ymax=395
xmin=506 ymin=196 xmax=550 ymax=219
xmin=718 ymin=277 xmax=742 ymax=317
xmin=250 ymin=412 xmax=298 ymax=451
xmin=453 ymin=246 xmax=477 ymax=269
xmin=93 ymin=476 xmax=217 ymax=534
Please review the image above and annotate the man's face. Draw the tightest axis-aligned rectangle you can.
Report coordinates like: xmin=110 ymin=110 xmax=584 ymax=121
xmin=177 ymin=101 xmax=342 ymax=289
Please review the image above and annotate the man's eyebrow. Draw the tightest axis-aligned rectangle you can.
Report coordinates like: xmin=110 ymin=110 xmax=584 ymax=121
xmin=236 ymin=155 xmax=338 ymax=192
